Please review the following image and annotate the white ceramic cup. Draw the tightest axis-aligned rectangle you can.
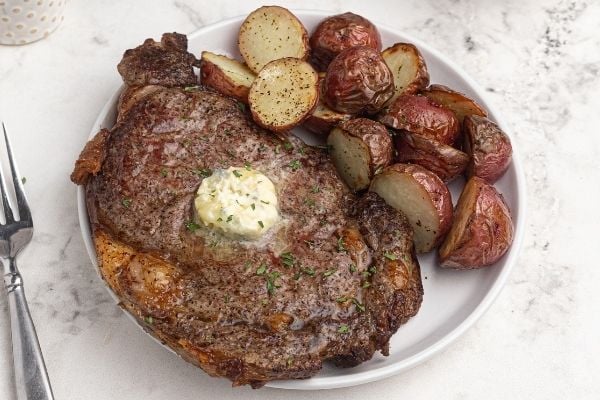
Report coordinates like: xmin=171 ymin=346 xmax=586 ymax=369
xmin=0 ymin=0 xmax=66 ymax=45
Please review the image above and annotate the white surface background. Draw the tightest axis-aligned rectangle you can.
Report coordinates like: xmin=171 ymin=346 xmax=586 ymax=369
xmin=0 ymin=0 xmax=598 ymax=399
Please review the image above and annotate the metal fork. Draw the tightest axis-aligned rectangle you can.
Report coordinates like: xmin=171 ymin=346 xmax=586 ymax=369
xmin=1 ymin=123 xmax=54 ymax=400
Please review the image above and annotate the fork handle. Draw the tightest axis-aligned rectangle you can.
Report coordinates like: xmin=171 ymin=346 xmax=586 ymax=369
xmin=5 ymin=270 xmax=54 ymax=400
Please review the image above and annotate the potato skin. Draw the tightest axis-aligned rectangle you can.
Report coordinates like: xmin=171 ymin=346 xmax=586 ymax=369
xmin=339 ymin=118 xmax=393 ymax=174
xmin=439 ymin=177 xmax=514 ymax=269
xmin=200 ymin=56 xmax=253 ymax=103
xmin=394 ymin=130 xmax=469 ymax=182
xmin=310 ymin=12 xmax=382 ymax=71
xmin=324 ymin=46 xmax=394 ymax=114
xmin=378 ymin=94 xmax=460 ymax=145
xmin=463 ymin=115 xmax=512 ymax=184
xmin=385 ymin=163 xmax=453 ymax=247
xmin=421 ymin=84 xmax=487 ymax=124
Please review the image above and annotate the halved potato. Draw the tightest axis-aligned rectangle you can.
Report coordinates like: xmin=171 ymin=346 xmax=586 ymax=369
xmin=302 ymin=73 xmax=352 ymax=135
xmin=378 ymin=94 xmax=460 ymax=145
xmin=328 ymin=118 xmax=393 ymax=191
xmin=439 ymin=177 xmax=514 ymax=269
xmin=421 ymin=84 xmax=487 ymax=124
xmin=238 ymin=6 xmax=309 ymax=74
xmin=370 ymin=163 xmax=453 ymax=252
xmin=463 ymin=115 xmax=512 ymax=184
xmin=200 ymin=51 xmax=256 ymax=102
xmin=394 ymin=130 xmax=469 ymax=182
xmin=248 ymin=58 xmax=319 ymax=132
xmin=382 ymin=43 xmax=430 ymax=105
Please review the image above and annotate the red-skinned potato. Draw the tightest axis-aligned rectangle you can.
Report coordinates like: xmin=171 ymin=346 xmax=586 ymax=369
xmin=421 ymin=84 xmax=487 ymax=124
xmin=394 ymin=130 xmax=469 ymax=182
xmin=378 ymin=94 xmax=460 ymax=145
xmin=302 ymin=73 xmax=352 ymax=135
xmin=324 ymin=46 xmax=394 ymax=115
xmin=439 ymin=176 xmax=514 ymax=269
xmin=328 ymin=118 xmax=393 ymax=191
xmin=463 ymin=115 xmax=512 ymax=183
xmin=382 ymin=43 xmax=430 ymax=105
xmin=200 ymin=51 xmax=255 ymax=103
xmin=309 ymin=12 xmax=382 ymax=71
xmin=370 ymin=163 xmax=453 ymax=253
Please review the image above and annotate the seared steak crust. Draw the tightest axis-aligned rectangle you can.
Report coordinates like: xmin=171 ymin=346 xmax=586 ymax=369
xmin=76 ymin=34 xmax=423 ymax=387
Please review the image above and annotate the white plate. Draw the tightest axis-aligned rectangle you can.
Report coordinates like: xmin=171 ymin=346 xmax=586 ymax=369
xmin=77 ymin=10 xmax=526 ymax=391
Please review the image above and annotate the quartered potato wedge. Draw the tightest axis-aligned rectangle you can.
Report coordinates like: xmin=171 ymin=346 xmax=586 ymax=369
xmin=200 ymin=51 xmax=255 ymax=103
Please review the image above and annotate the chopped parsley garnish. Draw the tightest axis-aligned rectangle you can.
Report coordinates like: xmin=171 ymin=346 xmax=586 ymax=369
xmin=258 ymin=220 xmax=264 ymax=228
xmin=260 ymin=200 xmax=270 ymax=204
xmin=185 ymin=220 xmax=200 ymax=232
xmin=352 ymin=298 xmax=365 ymax=312
xmin=368 ymin=265 xmax=377 ymax=275
xmin=160 ymin=168 xmax=168 ymax=177
xmin=288 ymin=160 xmax=301 ymax=171
xmin=121 ymin=198 xmax=132 ymax=208
xmin=251 ymin=203 xmax=256 ymax=210
xmin=302 ymin=267 xmax=316 ymax=277
xmin=280 ymin=252 xmax=295 ymax=268
xmin=383 ymin=252 xmax=398 ymax=260
xmin=237 ymin=102 xmax=246 ymax=112
xmin=144 ymin=316 xmax=154 ymax=324
xmin=21 ymin=177 xmax=27 ymax=184
xmin=323 ymin=269 xmax=337 ymax=277
xmin=232 ymin=170 xmax=243 ymax=178
xmin=266 ymin=271 xmax=281 ymax=295
xmin=226 ymin=215 xmax=233 ymax=223
xmin=337 ymin=237 xmax=347 ymax=253
xmin=286 ymin=357 xmax=293 ymax=367
xmin=284 ymin=142 xmax=294 ymax=151
xmin=217 ymin=217 xmax=223 ymax=222
xmin=183 ymin=85 xmax=199 ymax=91
xmin=224 ymin=294 xmax=231 ymax=303
xmin=311 ymin=185 xmax=320 ymax=193
xmin=244 ymin=260 xmax=252 ymax=271
xmin=244 ymin=161 xmax=252 ymax=171
xmin=362 ymin=281 xmax=371 ymax=289
xmin=337 ymin=324 xmax=350 ymax=334
xmin=336 ymin=296 xmax=348 ymax=303
xmin=195 ymin=168 xmax=212 ymax=178
xmin=256 ymin=264 xmax=267 ymax=275
xmin=304 ymin=198 xmax=316 ymax=208
xmin=349 ymin=264 xmax=357 ymax=273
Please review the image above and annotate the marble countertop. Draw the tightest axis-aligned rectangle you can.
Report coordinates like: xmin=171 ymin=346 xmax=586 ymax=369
xmin=1 ymin=0 xmax=598 ymax=398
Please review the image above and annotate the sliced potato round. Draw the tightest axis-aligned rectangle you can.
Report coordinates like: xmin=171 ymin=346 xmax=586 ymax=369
xmin=370 ymin=163 xmax=453 ymax=253
xmin=200 ymin=51 xmax=256 ymax=103
xmin=463 ymin=115 xmax=512 ymax=184
xmin=238 ymin=6 xmax=309 ymax=74
xmin=439 ymin=177 xmax=514 ymax=269
xmin=328 ymin=118 xmax=393 ymax=191
xmin=248 ymin=58 xmax=319 ymax=132
xmin=421 ymin=84 xmax=487 ymax=124
xmin=394 ymin=130 xmax=469 ymax=182
xmin=382 ymin=43 xmax=430 ymax=105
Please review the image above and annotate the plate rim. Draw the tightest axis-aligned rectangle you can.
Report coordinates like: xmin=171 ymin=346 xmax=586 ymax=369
xmin=76 ymin=9 xmax=527 ymax=391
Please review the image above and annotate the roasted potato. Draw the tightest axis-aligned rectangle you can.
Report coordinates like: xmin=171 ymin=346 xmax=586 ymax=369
xmin=378 ymin=94 xmax=460 ymax=145
xmin=463 ymin=115 xmax=512 ymax=184
xmin=248 ymin=58 xmax=319 ymax=133
xmin=421 ymin=84 xmax=487 ymax=124
xmin=200 ymin=51 xmax=255 ymax=103
xmin=309 ymin=12 xmax=381 ymax=71
xmin=370 ymin=163 xmax=453 ymax=252
xmin=324 ymin=46 xmax=394 ymax=114
xmin=302 ymin=73 xmax=352 ymax=135
xmin=439 ymin=177 xmax=514 ymax=269
xmin=328 ymin=118 xmax=393 ymax=191
xmin=382 ymin=43 xmax=429 ymax=105
xmin=238 ymin=6 xmax=309 ymax=74
xmin=394 ymin=130 xmax=469 ymax=182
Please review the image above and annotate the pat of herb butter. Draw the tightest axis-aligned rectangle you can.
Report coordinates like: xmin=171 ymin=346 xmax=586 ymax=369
xmin=194 ymin=167 xmax=279 ymax=239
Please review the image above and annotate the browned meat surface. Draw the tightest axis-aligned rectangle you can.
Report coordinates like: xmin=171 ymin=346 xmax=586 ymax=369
xmin=71 ymin=128 xmax=110 ymax=185
xmin=117 ymin=32 xmax=198 ymax=87
xmin=73 ymin=33 xmax=423 ymax=388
